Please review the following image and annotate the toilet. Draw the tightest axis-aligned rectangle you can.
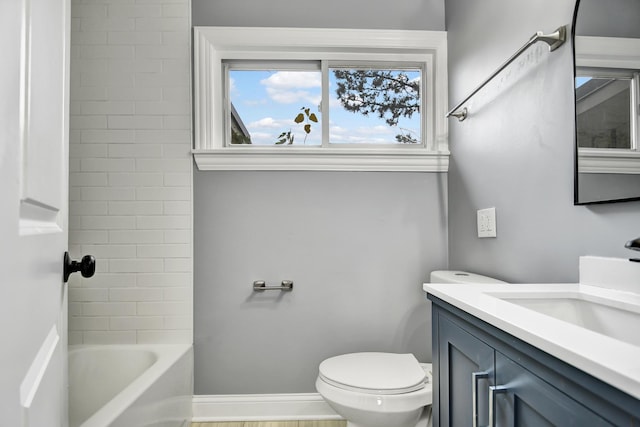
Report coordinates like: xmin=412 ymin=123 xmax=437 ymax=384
xmin=430 ymin=270 xmax=506 ymax=285
xmin=316 ymin=271 xmax=505 ymax=427
xmin=316 ymin=352 xmax=432 ymax=427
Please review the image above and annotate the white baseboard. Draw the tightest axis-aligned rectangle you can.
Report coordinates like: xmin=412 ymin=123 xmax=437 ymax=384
xmin=192 ymin=393 xmax=343 ymax=422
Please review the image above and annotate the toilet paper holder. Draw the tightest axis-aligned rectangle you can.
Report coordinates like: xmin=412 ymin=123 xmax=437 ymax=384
xmin=253 ymin=280 xmax=294 ymax=291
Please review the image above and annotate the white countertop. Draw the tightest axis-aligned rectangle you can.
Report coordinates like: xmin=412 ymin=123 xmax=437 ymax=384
xmin=423 ymin=281 xmax=640 ymax=400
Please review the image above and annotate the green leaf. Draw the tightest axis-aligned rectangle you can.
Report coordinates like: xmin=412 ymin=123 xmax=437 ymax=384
xmin=304 ymin=108 xmax=310 ymax=116
xmin=304 ymin=124 xmax=311 ymax=134
xmin=275 ymin=140 xmax=285 ymax=145
xmin=294 ymin=113 xmax=304 ymax=123
xmin=309 ymin=113 xmax=318 ymax=123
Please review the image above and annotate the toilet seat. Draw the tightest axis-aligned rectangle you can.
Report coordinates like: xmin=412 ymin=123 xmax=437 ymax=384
xmin=318 ymin=352 xmax=427 ymax=395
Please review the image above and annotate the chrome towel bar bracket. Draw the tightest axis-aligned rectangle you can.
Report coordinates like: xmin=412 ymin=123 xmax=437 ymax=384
xmin=447 ymin=25 xmax=567 ymax=121
xmin=253 ymin=280 xmax=294 ymax=291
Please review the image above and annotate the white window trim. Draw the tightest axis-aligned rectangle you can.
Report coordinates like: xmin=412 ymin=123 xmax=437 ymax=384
xmin=575 ymin=36 xmax=640 ymax=174
xmin=575 ymin=36 xmax=640 ymax=69
xmin=192 ymin=27 xmax=449 ymax=172
xmin=578 ymin=149 xmax=640 ymax=174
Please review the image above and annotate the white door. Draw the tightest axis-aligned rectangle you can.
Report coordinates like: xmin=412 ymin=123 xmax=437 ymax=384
xmin=0 ymin=0 xmax=71 ymax=426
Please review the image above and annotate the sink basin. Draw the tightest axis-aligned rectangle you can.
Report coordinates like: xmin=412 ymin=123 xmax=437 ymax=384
xmin=488 ymin=291 xmax=640 ymax=347
xmin=424 ymin=257 xmax=640 ymax=401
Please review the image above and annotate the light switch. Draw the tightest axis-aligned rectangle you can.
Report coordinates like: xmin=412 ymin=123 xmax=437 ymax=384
xmin=477 ymin=207 xmax=497 ymax=238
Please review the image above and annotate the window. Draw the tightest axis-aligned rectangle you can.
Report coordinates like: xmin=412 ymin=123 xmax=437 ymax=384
xmin=330 ymin=65 xmax=423 ymax=146
xmin=193 ymin=27 xmax=448 ymax=171
xmin=227 ymin=62 xmax=423 ymax=147
xmin=575 ymin=70 xmax=637 ymax=151
xmin=227 ymin=63 xmax=323 ymax=146
xmin=574 ymin=36 xmax=640 ymax=174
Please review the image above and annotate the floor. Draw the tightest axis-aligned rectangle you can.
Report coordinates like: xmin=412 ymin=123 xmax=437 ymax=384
xmin=192 ymin=421 xmax=346 ymax=427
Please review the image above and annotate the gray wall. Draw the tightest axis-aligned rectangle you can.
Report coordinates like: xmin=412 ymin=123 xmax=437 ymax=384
xmin=446 ymin=0 xmax=640 ymax=283
xmin=193 ymin=0 xmax=447 ymax=395
xmin=193 ymin=0 xmax=447 ymax=396
xmin=192 ymin=0 xmax=445 ymax=30
xmin=194 ymin=172 xmax=447 ymax=394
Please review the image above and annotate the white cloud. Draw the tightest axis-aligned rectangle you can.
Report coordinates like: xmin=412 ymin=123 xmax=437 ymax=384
xmin=265 ymin=88 xmax=321 ymax=105
xmin=329 ymin=97 xmax=344 ymax=108
xmin=247 ymin=131 xmax=277 ymax=145
xmin=248 ymin=117 xmax=290 ymax=129
xmin=261 ymin=71 xmax=321 ymax=90
xmin=261 ymin=71 xmax=322 ymax=105
xmin=248 ymin=116 xmax=322 ymax=146
xmin=360 ymin=125 xmax=394 ymax=135
xmin=330 ymin=125 xmax=348 ymax=135
xmin=329 ymin=124 xmax=405 ymax=144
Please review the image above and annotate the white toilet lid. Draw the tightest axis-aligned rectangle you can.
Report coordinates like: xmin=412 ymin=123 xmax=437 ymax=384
xmin=318 ymin=352 xmax=426 ymax=395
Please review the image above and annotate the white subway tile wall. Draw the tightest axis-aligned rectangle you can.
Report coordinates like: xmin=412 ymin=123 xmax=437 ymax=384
xmin=69 ymin=0 xmax=192 ymax=345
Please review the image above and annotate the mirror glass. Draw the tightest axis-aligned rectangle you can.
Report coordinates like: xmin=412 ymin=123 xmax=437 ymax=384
xmin=573 ymin=0 xmax=640 ymax=204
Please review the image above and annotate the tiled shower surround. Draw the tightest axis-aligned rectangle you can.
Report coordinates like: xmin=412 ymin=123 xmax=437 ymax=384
xmin=68 ymin=0 xmax=192 ymax=344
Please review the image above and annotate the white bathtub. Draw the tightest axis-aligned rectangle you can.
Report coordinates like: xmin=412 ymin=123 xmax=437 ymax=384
xmin=69 ymin=345 xmax=193 ymax=427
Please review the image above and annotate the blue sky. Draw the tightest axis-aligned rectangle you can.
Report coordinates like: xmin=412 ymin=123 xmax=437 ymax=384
xmin=229 ymin=69 xmax=421 ymax=146
xmin=575 ymin=76 xmax=591 ymax=88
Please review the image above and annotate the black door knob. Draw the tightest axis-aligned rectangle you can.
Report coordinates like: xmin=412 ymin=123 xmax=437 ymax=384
xmin=63 ymin=252 xmax=96 ymax=282
xmin=626 ymin=237 xmax=640 ymax=263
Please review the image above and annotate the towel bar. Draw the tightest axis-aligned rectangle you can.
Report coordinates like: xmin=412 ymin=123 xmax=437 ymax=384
xmin=447 ymin=26 xmax=567 ymax=121
xmin=253 ymin=280 xmax=294 ymax=291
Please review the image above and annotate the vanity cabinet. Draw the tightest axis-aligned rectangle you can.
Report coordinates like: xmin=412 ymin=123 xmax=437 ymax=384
xmin=430 ymin=296 xmax=640 ymax=426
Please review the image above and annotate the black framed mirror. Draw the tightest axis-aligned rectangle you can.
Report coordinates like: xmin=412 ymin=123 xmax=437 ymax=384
xmin=573 ymin=0 xmax=640 ymax=205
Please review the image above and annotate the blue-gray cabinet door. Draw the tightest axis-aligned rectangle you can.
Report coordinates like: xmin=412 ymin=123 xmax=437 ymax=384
xmin=437 ymin=315 xmax=495 ymax=427
xmin=493 ymin=351 xmax=613 ymax=427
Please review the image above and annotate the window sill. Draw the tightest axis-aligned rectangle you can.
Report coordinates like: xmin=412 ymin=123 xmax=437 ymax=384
xmin=192 ymin=148 xmax=449 ymax=172
xmin=578 ymin=149 xmax=640 ymax=174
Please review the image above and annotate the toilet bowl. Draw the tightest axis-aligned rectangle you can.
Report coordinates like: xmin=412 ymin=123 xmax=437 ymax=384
xmin=315 ymin=352 xmax=432 ymax=427
xmin=317 ymin=272 xmax=504 ymax=427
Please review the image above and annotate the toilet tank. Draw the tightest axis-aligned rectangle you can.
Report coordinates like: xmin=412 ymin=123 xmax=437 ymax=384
xmin=430 ymin=270 xmax=506 ymax=284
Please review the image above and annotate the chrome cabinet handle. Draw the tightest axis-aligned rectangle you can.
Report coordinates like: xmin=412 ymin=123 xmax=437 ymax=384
xmin=472 ymin=371 xmax=488 ymax=427
xmin=488 ymin=385 xmax=508 ymax=427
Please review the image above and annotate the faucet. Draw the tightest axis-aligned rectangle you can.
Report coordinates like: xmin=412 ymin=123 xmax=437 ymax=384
xmin=625 ymin=237 xmax=640 ymax=262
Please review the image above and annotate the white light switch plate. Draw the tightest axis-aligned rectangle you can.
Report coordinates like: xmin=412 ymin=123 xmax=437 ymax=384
xmin=477 ymin=207 xmax=497 ymax=238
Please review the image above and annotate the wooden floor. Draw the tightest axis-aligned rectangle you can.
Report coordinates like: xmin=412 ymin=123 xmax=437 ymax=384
xmin=192 ymin=421 xmax=346 ymax=427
